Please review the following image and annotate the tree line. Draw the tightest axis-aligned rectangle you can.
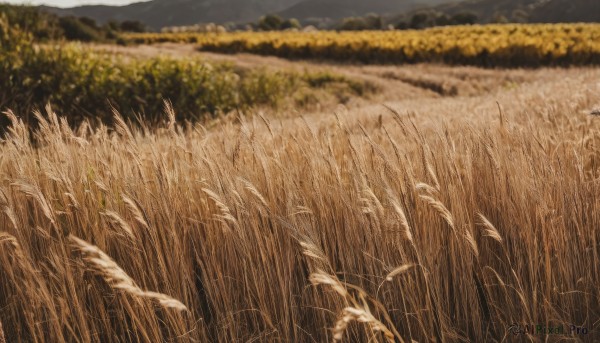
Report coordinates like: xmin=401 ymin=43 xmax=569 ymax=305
xmin=245 ymin=11 xmax=480 ymax=32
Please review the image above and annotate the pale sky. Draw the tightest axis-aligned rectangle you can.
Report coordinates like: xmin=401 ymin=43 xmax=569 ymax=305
xmin=1 ymin=0 xmax=142 ymax=7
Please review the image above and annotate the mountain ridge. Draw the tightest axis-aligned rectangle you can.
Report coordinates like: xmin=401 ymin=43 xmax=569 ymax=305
xmin=278 ymin=0 xmax=449 ymax=21
xmin=40 ymin=0 xmax=599 ymax=31
xmin=396 ymin=0 xmax=599 ymax=24
xmin=42 ymin=0 xmax=301 ymax=29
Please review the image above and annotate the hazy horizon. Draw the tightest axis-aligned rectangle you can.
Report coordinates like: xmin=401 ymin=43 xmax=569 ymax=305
xmin=1 ymin=0 xmax=145 ymax=7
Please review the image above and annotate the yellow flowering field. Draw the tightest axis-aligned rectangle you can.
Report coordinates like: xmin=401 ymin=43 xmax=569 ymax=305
xmin=123 ymin=24 xmax=600 ymax=67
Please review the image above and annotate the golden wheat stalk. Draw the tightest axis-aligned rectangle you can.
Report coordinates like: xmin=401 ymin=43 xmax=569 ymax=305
xmin=415 ymin=182 xmax=438 ymax=195
xmin=300 ymin=241 xmax=327 ymax=263
xmin=477 ymin=213 xmax=503 ymax=243
xmin=0 ymin=318 xmax=5 ymax=343
xmin=464 ymin=228 xmax=479 ymax=258
xmin=122 ymin=195 xmax=150 ymax=230
xmin=333 ymin=307 xmax=395 ymax=343
xmin=420 ymin=144 xmax=441 ymax=191
xmin=202 ymin=188 xmax=239 ymax=230
xmin=389 ymin=196 xmax=414 ymax=243
xmin=69 ymin=235 xmax=188 ymax=312
xmin=0 ymin=190 xmax=18 ymax=230
xmin=0 ymin=232 xmax=25 ymax=262
xmin=419 ymin=195 xmax=455 ymax=232
xmin=10 ymin=181 xmax=56 ymax=226
xmin=2 ymin=110 xmax=30 ymax=149
xmin=309 ymin=271 xmax=348 ymax=298
xmin=101 ymin=211 xmax=135 ymax=240
xmin=112 ymin=108 xmax=134 ymax=140
xmin=0 ymin=232 xmax=19 ymax=248
xmin=362 ymin=187 xmax=384 ymax=220
xmin=239 ymin=178 xmax=268 ymax=209
xmin=384 ymin=264 xmax=415 ymax=282
xmin=163 ymin=100 xmax=176 ymax=132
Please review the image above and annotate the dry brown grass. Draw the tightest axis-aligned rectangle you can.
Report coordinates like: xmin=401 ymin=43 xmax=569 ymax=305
xmin=0 ymin=66 xmax=599 ymax=342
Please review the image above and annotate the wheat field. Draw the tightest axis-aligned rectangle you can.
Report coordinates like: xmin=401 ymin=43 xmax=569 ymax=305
xmin=0 ymin=65 xmax=599 ymax=342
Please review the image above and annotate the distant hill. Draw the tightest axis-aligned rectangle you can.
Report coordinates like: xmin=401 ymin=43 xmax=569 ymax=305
xmin=40 ymin=0 xmax=599 ymax=31
xmin=397 ymin=0 xmax=599 ymax=23
xmin=278 ymin=0 xmax=450 ymax=21
xmin=530 ymin=0 xmax=599 ymax=23
xmin=42 ymin=0 xmax=300 ymax=30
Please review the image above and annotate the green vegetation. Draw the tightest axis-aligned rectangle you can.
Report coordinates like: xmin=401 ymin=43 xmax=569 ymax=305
xmin=0 ymin=4 xmax=63 ymax=40
xmin=0 ymin=16 xmax=373 ymax=128
xmin=337 ymin=14 xmax=385 ymax=31
xmin=0 ymin=4 xmax=147 ymax=43
xmin=256 ymin=14 xmax=302 ymax=31
xmin=394 ymin=11 xmax=479 ymax=30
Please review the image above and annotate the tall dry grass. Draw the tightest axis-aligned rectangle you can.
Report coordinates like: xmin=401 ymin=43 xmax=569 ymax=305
xmin=0 ymin=79 xmax=599 ymax=342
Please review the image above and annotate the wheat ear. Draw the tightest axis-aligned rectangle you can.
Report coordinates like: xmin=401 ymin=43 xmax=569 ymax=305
xmin=69 ymin=235 xmax=188 ymax=312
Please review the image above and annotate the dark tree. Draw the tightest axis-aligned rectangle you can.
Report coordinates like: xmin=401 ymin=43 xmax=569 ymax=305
xmin=410 ymin=12 xmax=433 ymax=29
xmin=120 ymin=20 xmax=147 ymax=33
xmin=58 ymin=16 xmax=100 ymax=42
xmin=435 ymin=14 xmax=452 ymax=26
xmin=258 ymin=14 xmax=284 ymax=31
xmin=281 ymin=18 xmax=301 ymax=30
xmin=451 ymin=12 xmax=478 ymax=25
xmin=365 ymin=13 xmax=384 ymax=30
xmin=105 ymin=20 xmax=121 ymax=31
xmin=395 ymin=21 xmax=409 ymax=30
xmin=338 ymin=17 xmax=368 ymax=31
xmin=78 ymin=16 xmax=98 ymax=29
